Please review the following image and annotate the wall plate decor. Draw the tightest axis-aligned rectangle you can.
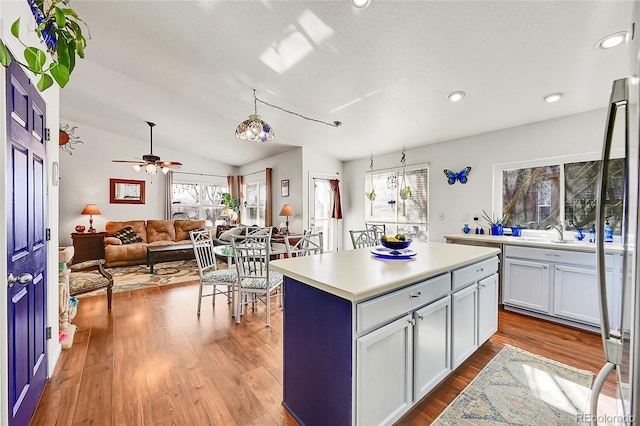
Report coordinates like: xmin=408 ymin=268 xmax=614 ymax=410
xmin=110 ymin=178 xmax=145 ymax=204
xmin=443 ymin=166 xmax=472 ymax=185
xmin=281 ymin=179 xmax=289 ymax=197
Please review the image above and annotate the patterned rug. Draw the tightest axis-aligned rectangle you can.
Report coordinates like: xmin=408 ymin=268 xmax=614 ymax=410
xmin=77 ymin=259 xmax=214 ymax=297
xmin=433 ymin=345 xmax=594 ymax=425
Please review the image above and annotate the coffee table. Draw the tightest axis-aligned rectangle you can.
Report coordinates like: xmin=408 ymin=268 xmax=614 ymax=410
xmin=146 ymin=244 xmax=195 ymax=273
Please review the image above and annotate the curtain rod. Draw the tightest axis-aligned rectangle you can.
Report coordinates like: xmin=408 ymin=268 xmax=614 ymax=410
xmin=172 ymin=171 xmax=227 ymax=178
xmin=365 ymin=162 xmax=430 ymax=174
xmin=240 ymin=169 xmax=267 ymax=177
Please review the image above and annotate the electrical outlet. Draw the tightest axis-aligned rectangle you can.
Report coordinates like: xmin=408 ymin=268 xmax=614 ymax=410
xmin=462 ymin=213 xmax=469 ymax=221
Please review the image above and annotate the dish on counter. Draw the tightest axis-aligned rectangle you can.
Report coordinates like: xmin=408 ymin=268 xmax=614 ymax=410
xmin=371 ymin=246 xmax=417 ymax=259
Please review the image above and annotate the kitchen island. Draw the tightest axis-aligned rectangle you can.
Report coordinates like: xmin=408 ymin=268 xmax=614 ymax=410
xmin=270 ymin=241 xmax=500 ymax=426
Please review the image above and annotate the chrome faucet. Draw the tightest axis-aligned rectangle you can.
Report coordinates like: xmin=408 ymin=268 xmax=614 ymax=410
xmin=546 ymin=224 xmax=564 ymax=241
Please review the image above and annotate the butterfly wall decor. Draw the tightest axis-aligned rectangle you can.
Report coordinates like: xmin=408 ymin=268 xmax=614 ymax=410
xmin=443 ymin=166 xmax=472 ymax=185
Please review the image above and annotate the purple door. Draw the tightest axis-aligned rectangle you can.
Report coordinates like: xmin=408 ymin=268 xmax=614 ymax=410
xmin=6 ymin=60 xmax=48 ymax=426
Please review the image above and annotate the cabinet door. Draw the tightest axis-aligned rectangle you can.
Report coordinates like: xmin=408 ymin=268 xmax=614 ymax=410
xmin=414 ymin=296 xmax=451 ymax=400
xmin=451 ymin=284 xmax=478 ymax=369
xmin=503 ymin=258 xmax=551 ymax=313
xmin=554 ymin=265 xmax=614 ymax=326
xmin=356 ymin=314 xmax=413 ymax=426
xmin=478 ymin=273 xmax=499 ymax=344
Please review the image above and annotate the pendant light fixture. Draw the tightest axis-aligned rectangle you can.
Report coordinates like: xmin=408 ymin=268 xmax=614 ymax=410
xmin=235 ymin=89 xmax=275 ymax=142
xmin=235 ymin=89 xmax=342 ymax=142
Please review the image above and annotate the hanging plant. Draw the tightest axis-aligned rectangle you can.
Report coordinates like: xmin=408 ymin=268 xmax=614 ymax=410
xmin=365 ymin=153 xmax=376 ymax=201
xmin=0 ymin=0 xmax=90 ymax=91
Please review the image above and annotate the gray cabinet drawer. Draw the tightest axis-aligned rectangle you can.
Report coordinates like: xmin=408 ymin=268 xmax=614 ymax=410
xmin=357 ymin=273 xmax=451 ymax=335
xmin=504 ymin=245 xmax=609 ymax=268
xmin=452 ymin=256 xmax=499 ymax=290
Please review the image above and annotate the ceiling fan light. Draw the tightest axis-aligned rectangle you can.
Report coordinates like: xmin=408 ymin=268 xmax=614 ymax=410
xmin=132 ymin=164 xmax=142 ymax=172
xmin=146 ymin=163 xmax=158 ymax=175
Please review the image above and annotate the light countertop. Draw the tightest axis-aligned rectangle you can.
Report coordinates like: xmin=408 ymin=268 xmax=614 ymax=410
xmin=444 ymin=233 xmax=624 ymax=254
xmin=270 ymin=241 xmax=500 ymax=302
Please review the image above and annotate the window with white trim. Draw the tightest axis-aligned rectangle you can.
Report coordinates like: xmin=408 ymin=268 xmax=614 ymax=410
xmin=170 ymin=179 xmax=228 ymax=223
xmin=364 ymin=164 xmax=429 ymax=241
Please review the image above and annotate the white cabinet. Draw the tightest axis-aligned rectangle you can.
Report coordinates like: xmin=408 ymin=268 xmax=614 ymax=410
xmin=503 ymin=244 xmax=618 ymax=329
xmin=554 ymin=264 xmax=614 ymax=326
xmin=356 ymin=314 xmax=413 ymax=426
xmin=414 ymin=296 xmax=451 ymax=400
xmin=478 ymin=273 xmax=499 ymax=343
xmin=355 ymin=256 xmax=499 ymax=424
xmin=451 ymin=283 xmax=478 ymax=368
xmin=503 ymin=257 xmax=551 ymax=313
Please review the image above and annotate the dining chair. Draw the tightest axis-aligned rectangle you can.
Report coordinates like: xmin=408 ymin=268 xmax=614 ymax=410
xmin=365 ymin=223 xmax=386 ymax=239
xmin=285 ymin=232 xmax=323 ymax=257
xmin=231 ymin=233 xmax=283 ymax=326
xmin=350 ymin=229 xmax=379 ymax=249
xmin=190 ymin=229 xmax=238 ymax=316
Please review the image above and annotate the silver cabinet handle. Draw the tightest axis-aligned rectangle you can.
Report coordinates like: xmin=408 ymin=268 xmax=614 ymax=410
xmin=7 ymin=273 xmax=33 ymax=288
xmin=409 ymin=292 xmax=421 ymax=298
xmin=476 ymin=267 xmax=484 ymax=272
xmin=418 ymin=314 xmax=424 ymax=320
xmin=544 ymin=253 xmax=560 ymax=257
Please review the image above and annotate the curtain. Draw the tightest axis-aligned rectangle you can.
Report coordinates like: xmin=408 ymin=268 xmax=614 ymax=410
xmin=330 ymin=179 xmax=343 ymax=219
xmin=164 ymin=171 xmax=174 ymax=219
xmin=237 ymin=175 xmax=244 ymax=224
xmin=266 ymin=168 xmax=272 ymax=226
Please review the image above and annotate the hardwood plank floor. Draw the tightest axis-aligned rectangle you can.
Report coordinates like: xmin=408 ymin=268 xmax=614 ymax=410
xmin=32 ymin=281 xmax=614 ymax=425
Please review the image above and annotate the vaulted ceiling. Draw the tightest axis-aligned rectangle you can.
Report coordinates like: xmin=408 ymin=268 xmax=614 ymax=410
xmin=60 ymin=1 xmax=632 ymax=166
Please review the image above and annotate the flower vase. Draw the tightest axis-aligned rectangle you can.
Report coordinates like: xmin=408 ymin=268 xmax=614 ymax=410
xmin=511 ymin=227 xmax=522 ymax=237
xmin=490 ymin=224 xmax=503 ymax=236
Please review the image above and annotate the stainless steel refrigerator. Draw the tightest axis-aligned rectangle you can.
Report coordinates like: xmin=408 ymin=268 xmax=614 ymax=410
xmin=590 ymin=3 xmax=640 ymax=424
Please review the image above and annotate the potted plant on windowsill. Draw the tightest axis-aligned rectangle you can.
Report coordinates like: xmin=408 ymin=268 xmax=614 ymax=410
xmin=482 ymin=209 xmax=509 ymax=236
xmin=221 ymin=193 xmax=240 ymax=213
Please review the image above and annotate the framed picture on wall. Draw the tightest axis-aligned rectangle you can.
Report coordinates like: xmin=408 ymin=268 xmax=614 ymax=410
xmin=110 ymin=178 xmax=145 ymax=204
xmin=281 ymin=179 xmax=289 ymax=197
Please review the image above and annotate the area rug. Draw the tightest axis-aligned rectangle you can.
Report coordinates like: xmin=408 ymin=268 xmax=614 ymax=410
xmin=76 ymin=259 xmax=215 ymax=297
xmin=432 ymin=344 xmax=594 ymax=425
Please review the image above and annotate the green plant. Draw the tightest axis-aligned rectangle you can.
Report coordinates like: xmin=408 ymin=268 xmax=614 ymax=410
xmin=399 ymin=186 xmax=412 ymax=200
xmin=365 ymin=191 xmax=376 ymax=201
xmin=0 ymin=0 xmax=89 ymax=91
xmin=221 ymin=193 xmax=240 ymax=212
xmin=481 ymin=209 xmax=509 ymax=227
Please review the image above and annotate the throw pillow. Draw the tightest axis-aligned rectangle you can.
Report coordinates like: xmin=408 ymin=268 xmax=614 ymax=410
xmin=219 ymin=226 xmax=245 ymax=241
xmin=113 ymin=226 xmax=143 ymax=244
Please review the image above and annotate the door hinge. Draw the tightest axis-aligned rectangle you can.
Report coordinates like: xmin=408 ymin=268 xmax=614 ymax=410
xmin=46 ymin=228 xmax=51 ymax=241
xmin=45 ymin=128 xmax=50 ymax=141
xmin=46 ymin=327 xmax=51 ymax=340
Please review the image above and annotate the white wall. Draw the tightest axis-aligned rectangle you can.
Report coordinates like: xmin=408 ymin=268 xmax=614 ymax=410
xmin=238 ymin=147 xmax=303 ymax=233
xmin=1 ymin=0 xmax=62 ymax=421
xmin=343 ymin=109 xmax=608 ymax=244
xmin=58 ymin=119 xmax=236 ymax=246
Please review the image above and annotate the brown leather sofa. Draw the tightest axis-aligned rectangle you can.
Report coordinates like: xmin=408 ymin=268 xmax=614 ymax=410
xmin=104 ymin=219 xmax=205 ymax=267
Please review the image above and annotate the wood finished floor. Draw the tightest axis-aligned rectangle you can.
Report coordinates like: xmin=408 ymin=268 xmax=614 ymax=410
xmin=32 ymin=281 xmax=615 ymax=425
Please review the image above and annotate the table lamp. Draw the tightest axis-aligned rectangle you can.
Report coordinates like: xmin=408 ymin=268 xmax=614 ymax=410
xmin=81 ymin=204 xmax=101 ymax=233
xmin=279 ymin=204 xmax=295 ymax=234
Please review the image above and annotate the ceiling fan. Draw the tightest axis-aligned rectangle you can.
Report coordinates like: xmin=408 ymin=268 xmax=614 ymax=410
xmin=112 ymin=121 xmax=182 ymax=175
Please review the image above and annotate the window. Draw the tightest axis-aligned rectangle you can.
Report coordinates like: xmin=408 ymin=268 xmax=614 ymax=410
xmin=499 ymin=158 xmax=624 ymax=234
xmin=364 ymin=164 xmax=429 ymax=241
xmin=243 ymin=180 xmax=267 ymax=226
xmin=502 ymin=165 xmax=560 ymax=230
xmin=170 ymin=181 xmax=228 ymax=223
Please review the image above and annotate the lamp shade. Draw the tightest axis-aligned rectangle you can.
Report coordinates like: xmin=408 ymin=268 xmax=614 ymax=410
xmin=235 ymin=114 xmax=275 ymax=142
xmin=279 ymin=204 xmax=295 ymax=217
xmin=81 ymin=204 xmax=101 ymax=215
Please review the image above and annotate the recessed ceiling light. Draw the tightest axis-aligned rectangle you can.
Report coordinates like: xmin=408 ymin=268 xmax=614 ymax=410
xmin=543 ymin=93 xmax=563 ymax=103
xmin=447 ymin=91 xmax=465 ymax=102
xmin=351 ymin=0 xmax=371 ymax=8
xmin=597 ymin=31 xmax=628 ymax=49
